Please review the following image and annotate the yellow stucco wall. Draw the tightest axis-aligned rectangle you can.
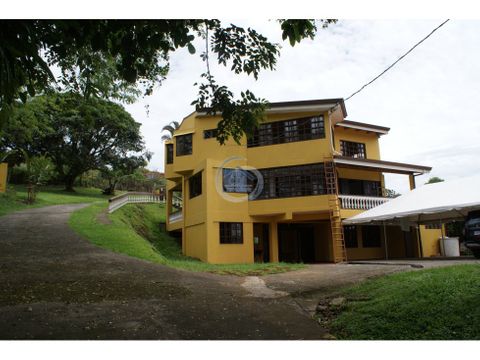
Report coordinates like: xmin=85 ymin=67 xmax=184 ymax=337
xmin=0 ymin=163 xmax=7 ymax=193
xmin=420 ymin=226 xmax=443 ymax=257
xmin=185 ymin=223 xmax=208 ymax=262
xmin=334 ymin=127 xmax=381 ymax=160
xmin=346 ymin=225 xmax=386 ymax=260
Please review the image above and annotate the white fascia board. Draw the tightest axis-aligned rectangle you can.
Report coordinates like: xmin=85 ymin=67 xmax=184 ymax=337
xmin=333 ymin=158 xmax=431 ymax=174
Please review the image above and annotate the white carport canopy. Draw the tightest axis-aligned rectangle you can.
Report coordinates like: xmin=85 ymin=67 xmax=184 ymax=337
xmin=343 ymin=175 xmax=480 ymax=226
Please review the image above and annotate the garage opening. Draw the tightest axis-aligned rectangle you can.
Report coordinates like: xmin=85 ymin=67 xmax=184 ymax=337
xmin=278 ymin=223 xmax=316 ymax=263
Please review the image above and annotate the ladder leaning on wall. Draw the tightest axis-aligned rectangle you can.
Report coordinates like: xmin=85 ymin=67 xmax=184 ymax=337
xmin=324 ymin=157 xmax=348 ymax=263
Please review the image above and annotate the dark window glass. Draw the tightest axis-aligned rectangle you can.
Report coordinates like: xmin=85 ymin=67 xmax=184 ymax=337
xmin=166 ymin=144 xmax=173 ymax=164
xmin=344 ymin=226 xmax=358 ymax=248
xmin=339 ymin=179 xmax=382 ymax=197
xmin=425 ymin=224 xmax=442 ymax=230
xmin=204 ymin=129 xmax=218 ymax=139
xmin=255 ymin=163 xmax=326 ymax=200
xmin=220 ymin=222 xmax=243 ymax=244
xmin=362 ymin=226 xmax=382 ymax=248
xmin=189 ymin=171 xmax=202 ymax=199
xmin=247 ymin=116 xmax=325 ymax=147
xmin=340 ymin=140 xmax=367 ymax=158
xmin=176 ymin=134 xmax=192 ymax=156
xmin=223 ymin=169 xmax=257 ymax=193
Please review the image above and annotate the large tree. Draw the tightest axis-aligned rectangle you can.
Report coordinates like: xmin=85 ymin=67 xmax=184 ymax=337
xmin=0 ymin=20 xmax=336 ymax=142
xmin=1 ymin=92 xmax=149 ymax=191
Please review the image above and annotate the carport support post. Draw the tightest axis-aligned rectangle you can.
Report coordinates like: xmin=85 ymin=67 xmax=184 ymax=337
xmin=383 ymin=222 xmax=389 ymax=260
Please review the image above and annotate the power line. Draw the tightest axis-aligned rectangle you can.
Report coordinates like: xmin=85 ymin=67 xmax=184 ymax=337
xmin=344 ymin=19 xmax=450 ymax=102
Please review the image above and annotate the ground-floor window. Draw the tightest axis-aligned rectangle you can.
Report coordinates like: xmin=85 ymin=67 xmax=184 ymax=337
xmin=362 ymin=226 xmax=382 ymax=247
xmin=344 ymin=225 xmax=358 ymax=248
xmin=219 ymin=222 xmax=243 ymax=244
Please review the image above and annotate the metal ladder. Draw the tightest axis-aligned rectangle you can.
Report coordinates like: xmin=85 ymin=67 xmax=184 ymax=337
xmin=324 ymin=157 xmax=348 ymax=263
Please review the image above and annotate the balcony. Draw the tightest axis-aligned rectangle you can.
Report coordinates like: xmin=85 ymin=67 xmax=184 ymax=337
xmin=339 ymin=194 xmax=390 ymax=210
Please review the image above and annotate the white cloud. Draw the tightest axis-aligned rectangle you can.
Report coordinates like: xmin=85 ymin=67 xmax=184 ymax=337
xmin=125 ymin=20 xmax=480 ymax=193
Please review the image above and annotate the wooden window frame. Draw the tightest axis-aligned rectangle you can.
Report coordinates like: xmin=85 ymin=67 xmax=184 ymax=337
xmin=254 ymin=163 xmax=326 ymax=200
xmin=340 ymin=140 xmax=367 ymax=159
xmin=219 ymin=222 xmax=243 ymax=244
xmin=166 ymin=144 xmax=174 ymax=164
xmin=188 ymin=171 xmax=202 ymax=199
xmin=247 ymin=116 xmax=325 ymax=147
xmin=203 ymin=129 xmax=218 ymax=139
xmin=176 ymin=134 xmax=192 ymax=156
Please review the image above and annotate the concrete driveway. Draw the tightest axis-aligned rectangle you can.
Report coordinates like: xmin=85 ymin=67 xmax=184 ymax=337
xmin=1 ymin=204 xmax=477 ymax=339
xmin=260 ymin=259 xmax=480 ymax=314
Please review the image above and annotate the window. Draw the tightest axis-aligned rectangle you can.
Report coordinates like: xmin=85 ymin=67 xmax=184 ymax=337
xmin=255 ymin=163 xmax=326 ymax=200
xmin=220 ymin=222 xmax=243 ymax=244
xmin=340 ymin=140 xmax=367 ymax=158
xmin=425 ymin=224 xmax=442 ymax=230
xmin=189 ymin=171 xmax=202 ymax=199
xmin=203 ymin=129 xmax=218 ymax=139
xmin=339 ymin=179 xmax=382 ymax=197
xmin=362 ymin=226 xmax=382 ymax=247
xmin=176 ymin=134 xmax=192 ymax=156
xmin=247 ymin=116 xmax=325 ymax=147
xmin=166 ymin=144 xmax=173 ymax=164
xmin=344 ymin=226 xmax=358 ymax=248
xmin=223 ymin=168 xmax=256 ymax=193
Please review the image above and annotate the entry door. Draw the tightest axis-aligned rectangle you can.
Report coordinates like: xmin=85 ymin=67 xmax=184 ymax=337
xmin=253 ymin=223 xmax=270 ymax=263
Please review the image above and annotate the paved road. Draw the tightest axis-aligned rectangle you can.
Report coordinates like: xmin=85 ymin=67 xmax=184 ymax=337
xmin=0 ymin=204 xmax=324 ymax=340
xmin=1 ymin=204 xmax=478 ymax=339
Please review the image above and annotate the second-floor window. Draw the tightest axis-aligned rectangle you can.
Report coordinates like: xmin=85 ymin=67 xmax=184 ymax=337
xmin=189 ymin=171 xmax=202 ymax=199
xmin=255 ymin=163 xmax=326 ymax=200
xmin=340 ymin=140 xmax=366 ymax=158
xmin=176 ymin=134 xmax=192 ymax=156
xmin=223 ymin=168 xmax=256 ymax=193
xmin=247 ymin=116 xmax=325 ymax=147
xmin=166 ymin=144 xmax=173 ymax=164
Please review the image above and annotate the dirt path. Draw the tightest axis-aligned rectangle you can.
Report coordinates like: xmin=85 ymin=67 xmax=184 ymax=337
xmin=0 ymin=204 xmax=324 ymax=340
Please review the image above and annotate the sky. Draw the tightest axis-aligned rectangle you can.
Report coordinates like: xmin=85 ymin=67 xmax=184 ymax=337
xmin=124 ymin=20 xmax=480 ymax=194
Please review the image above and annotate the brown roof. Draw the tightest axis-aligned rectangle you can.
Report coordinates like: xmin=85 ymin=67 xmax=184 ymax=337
xmin=267 ymin=98 xmax=347 ymax=117
xmin=333 ymin=155 xmax=432 ymax=175
xmin=198 ymin=98 xmax=347 ymax=118
xmin=336 ymin=120 xmax=390 ymax=133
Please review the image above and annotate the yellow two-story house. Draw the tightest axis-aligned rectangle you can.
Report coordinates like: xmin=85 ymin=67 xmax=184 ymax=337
xmin=164 ymin=98 xmax=442 ymax=264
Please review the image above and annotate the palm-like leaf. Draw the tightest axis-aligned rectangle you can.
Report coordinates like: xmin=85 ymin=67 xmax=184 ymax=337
xmin=161 ymin=121 xmax=180 ymax=141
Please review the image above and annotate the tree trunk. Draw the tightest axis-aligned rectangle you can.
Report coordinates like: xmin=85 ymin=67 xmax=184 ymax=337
xmin=64 ymin=175 xmax=77 ymax=192
xmin=102 ymin=180 xmax=117 ymax=196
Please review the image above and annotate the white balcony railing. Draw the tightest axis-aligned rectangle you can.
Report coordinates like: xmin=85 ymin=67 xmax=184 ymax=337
xmin=169 ymin=211 xmax=183 ymax=223
xmin=108 ymin=192 xmax=165 ymax=213
xmin=339 ymin=194 xmax=390 ymax=210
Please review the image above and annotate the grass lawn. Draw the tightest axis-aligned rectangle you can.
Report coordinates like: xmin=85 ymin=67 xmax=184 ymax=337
xmin=69 ymin=202 xmax=304 ymax=276
xmin=330 ymin=264 xmax=480 ymax=340
xmin=0 ymin=185 xmax=110 ymax=217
